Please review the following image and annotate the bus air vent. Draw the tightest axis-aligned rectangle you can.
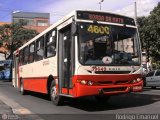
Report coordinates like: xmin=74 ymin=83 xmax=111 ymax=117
xmin=103 ymin=87 xmax=127 ymax=92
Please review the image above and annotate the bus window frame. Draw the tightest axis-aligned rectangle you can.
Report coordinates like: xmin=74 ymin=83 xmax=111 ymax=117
xmin=29 ymin=42 xmax=35 ymax=63
xmin=23 ymin=46 xmax=29 ymax=65
xmin=35 ymin=36 xmax=44 ymax=61
xmin=19 ymin=50 xmax=24 ymax=66
xmin=45 ymin=29 xmax=57 ymax=58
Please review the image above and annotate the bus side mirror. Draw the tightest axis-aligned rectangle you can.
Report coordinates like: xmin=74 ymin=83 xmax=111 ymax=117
xmin=71 ymin=22 xmax=77 ymax=36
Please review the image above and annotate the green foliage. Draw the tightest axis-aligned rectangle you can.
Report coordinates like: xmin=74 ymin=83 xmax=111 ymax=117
xmin=0 ymin=22 xmax=38 ymax=54
xmin=138 ymin=2 xmax=160 ymax=61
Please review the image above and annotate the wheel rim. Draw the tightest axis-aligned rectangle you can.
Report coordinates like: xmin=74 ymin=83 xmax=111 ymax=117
xmin=20 ymin=83 xmax=23 ymax=92
xmin=51 ymin=86 xmax=57 ymax=100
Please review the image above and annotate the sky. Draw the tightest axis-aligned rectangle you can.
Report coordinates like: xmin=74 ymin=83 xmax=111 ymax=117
xmin=0 ymin=0 xmax=159 ymax=24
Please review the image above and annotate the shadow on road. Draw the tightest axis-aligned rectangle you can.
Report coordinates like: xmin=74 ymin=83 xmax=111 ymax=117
xmin=66 ymin=93 xmax=160 ymax=112
xmin=26 ymin=91 xmax=51 ymax=101
xmin=27 ymin=91 xmax=160 ymax=112
xmin=15 ymin=88 xmax=160 ymax=112
xmin=1 ymin=81 xmax=160 ymax=112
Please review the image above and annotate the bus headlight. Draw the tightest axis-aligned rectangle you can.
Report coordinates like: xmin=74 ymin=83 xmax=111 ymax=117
xmin=131 ymin=78 xmax=142 ymax=84
xmin=80 ymin=80 xmax=87 ymax=85
xmin=77 ymin=80 xmax=94 ymax=86
xmin=136 ymin=78 xmax=141 ymax=82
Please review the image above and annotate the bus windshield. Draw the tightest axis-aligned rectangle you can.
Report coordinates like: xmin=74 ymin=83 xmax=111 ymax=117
xmin=78 ymin=22 xmax=141 ymax=66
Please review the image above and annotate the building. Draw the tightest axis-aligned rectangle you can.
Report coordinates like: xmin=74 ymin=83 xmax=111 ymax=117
xmin=0 ymin=12 xmax=50 ymax=72
xmin=0 ymin=12 xmax=50 ymax=60
xmin=0 ymin=11 xmax=50 ymax=60
xmin=12 ymin=12 xmax=50 ymax=33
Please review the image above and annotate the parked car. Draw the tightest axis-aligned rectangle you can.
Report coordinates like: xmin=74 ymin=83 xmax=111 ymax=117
xmin=0 ymin=71 xmax=4 ymax=80
xmin=3 ymin=68 xmax=11 ymax=80
xmin=145 ymin=70 xmax=160 ymax=89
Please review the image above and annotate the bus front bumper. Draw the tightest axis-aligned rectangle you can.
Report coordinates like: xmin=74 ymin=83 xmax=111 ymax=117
xmin=75 ymin=81 xmax=143 ymax=97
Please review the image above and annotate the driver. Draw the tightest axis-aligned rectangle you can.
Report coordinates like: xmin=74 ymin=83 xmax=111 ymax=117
xmin=85 ymin=40 xmax=94 ymax=60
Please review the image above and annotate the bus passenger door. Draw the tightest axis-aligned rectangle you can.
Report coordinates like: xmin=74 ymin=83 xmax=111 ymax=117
xmin=58 ymin=25 xmax=73 ymax=95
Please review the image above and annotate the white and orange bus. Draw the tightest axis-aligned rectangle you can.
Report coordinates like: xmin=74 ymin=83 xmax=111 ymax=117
xmin=12 ymin=10 xmax=143 ymax=105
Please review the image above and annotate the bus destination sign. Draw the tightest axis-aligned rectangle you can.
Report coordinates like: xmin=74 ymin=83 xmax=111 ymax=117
xmin=77 ymin=11 xmax=135 ymax=26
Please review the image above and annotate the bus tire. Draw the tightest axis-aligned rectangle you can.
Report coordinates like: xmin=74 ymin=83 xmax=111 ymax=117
xmin=95 ymin=95 xmax=110 ymax=102
xmin=50 ymin=81 xmax=64 ymax=106
xmin=20 ymin=80 xmax=27 ymax=95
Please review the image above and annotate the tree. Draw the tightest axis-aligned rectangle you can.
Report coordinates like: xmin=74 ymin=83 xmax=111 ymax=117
xmin=138 ymin=2 xmax=160 ymax=61
xmin=0 ymin=22 xmax=38 ymax=58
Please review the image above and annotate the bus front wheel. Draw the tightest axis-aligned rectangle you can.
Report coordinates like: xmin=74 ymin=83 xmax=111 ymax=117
xmin=20 ymin=80 xmax=27 ymax=95
xmin=50 ymin=81 xmax=64 ymax=106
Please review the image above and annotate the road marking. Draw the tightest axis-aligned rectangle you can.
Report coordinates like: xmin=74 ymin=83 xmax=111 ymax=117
xmin=13 ymin=108 xmax=32 ymax=114
xmin=0 ymin=93 xmax=44 ymax=120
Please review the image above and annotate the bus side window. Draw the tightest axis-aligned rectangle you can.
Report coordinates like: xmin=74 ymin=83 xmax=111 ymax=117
xmin=29 ymin=42 xmax=35 ymax=63
xmin=23 ymin=46 xmax=29 ymax=65
xmin=45 ymin=30 xmax=56 ymax=57
xmin=19 ymin=51 xmax=21 ymax=66
xmin=35 ymin=37 xmax=44 ymax=61
xmin=12 ymin=55 xmax=15 ymax=68
xmin=19 ymin=50 xmax=24 ymax=66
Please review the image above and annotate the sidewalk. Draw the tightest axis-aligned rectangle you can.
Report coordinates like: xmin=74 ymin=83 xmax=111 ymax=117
xmin=0 ymin=99 xmax=44 ymax=120
xmin=0 ymin=99 xmax=16 ymax=120
xmin=0 ymin=81 xmax=44 ymax=120
xmin=0 ymin=100 xmax=13 ymax=115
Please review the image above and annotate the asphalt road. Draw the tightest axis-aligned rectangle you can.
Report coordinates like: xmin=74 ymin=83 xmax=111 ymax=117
xmin=0 ymin=80 xmax=160 ymax=119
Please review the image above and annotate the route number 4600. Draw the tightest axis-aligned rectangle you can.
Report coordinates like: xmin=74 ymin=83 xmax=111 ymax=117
xmin=87 ymin=25 xmax=109 ymax=34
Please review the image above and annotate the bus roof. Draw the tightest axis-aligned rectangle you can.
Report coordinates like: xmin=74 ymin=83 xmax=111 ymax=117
xmin=14 ymin=10 xmax=136 ymax=53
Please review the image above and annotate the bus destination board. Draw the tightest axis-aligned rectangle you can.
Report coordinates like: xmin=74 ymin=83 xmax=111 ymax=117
xmin=77 ymin=11 xmax=135 ymax=26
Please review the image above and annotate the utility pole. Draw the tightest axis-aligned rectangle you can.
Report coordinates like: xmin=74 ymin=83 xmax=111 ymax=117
xmin=98 ymin=0 xmax=104 ymax=10
xmin=134 ymin=2 xmax=137 ymax=24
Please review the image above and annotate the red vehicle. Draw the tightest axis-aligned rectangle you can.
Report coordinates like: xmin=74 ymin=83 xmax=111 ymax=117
xmin=12 ymin=10 xmax=143 ymax=105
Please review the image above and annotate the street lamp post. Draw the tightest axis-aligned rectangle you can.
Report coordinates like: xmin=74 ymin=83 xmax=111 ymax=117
xmin=134 ymin=2 xmax=137 ymax=25
xmin=98 ymin=0 xmax=104 ymax=10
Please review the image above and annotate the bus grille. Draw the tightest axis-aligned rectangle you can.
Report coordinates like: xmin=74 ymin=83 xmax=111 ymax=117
xmin=103 ymin=87 xmax=127 ymax=92
xmin=98 ymin=80 xmax=129 ymax=85
xmin=95 ymin=71 xmax=130 ymax=74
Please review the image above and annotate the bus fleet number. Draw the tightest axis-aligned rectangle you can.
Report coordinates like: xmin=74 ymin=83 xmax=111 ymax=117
xmin=87 ymin=25 xmax=109 ymax=34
